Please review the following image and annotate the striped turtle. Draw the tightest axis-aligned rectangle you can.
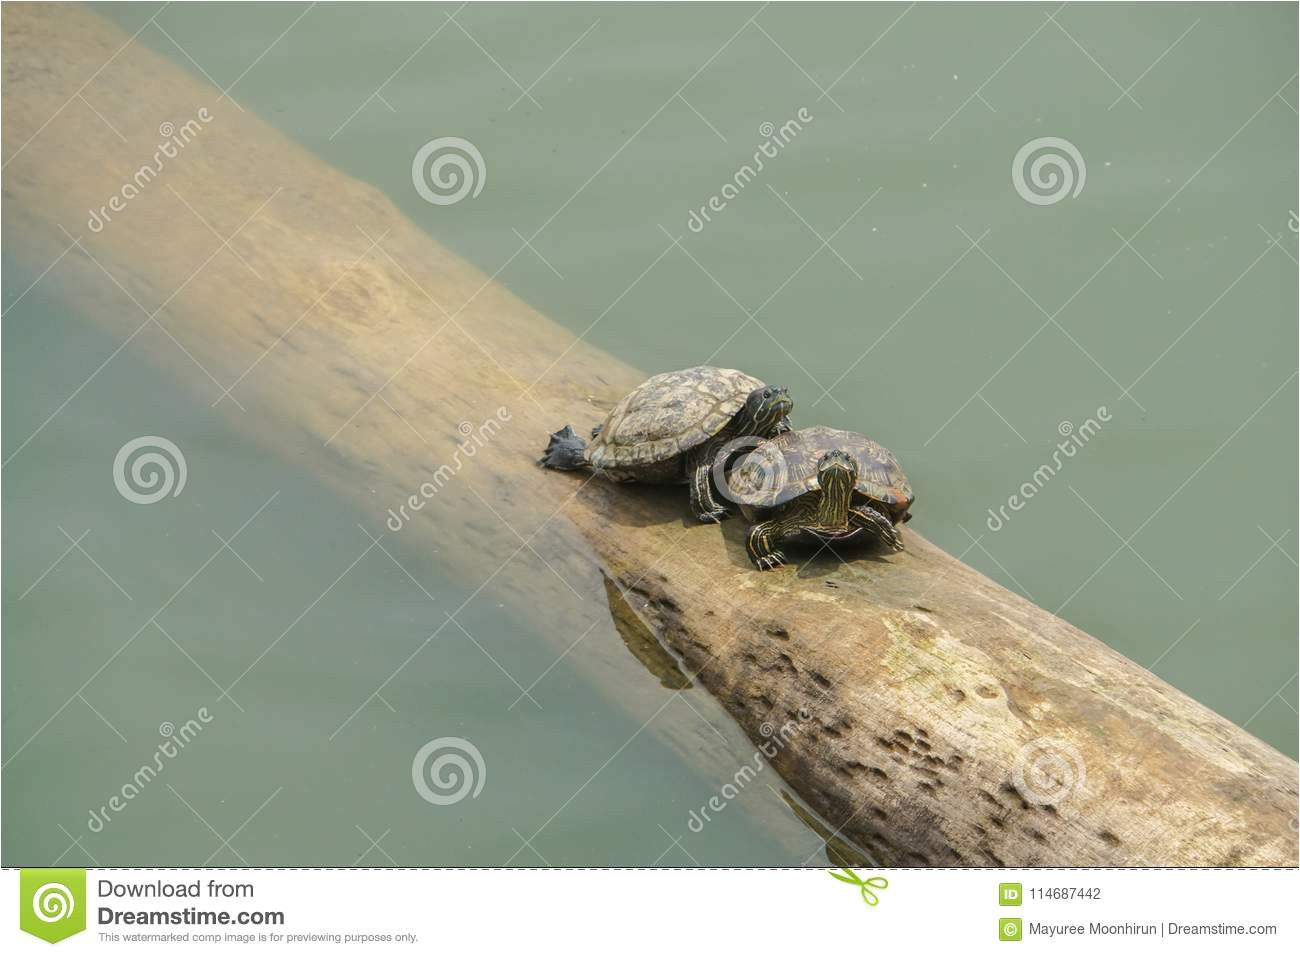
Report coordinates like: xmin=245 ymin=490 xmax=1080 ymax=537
xmin=727 ymin=426 xmax=914 ymax=570
xmin=539 ymin=366 xmax=791 ymax=523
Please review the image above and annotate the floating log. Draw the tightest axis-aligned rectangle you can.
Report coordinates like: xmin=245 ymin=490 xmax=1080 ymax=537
xmin=4 ymin=4 xmax=1295 ymax=866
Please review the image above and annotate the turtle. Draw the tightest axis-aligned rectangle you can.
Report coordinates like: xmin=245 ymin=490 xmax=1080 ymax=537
xmin=726 ymin=426 xmax=914 ymax=570
xmin=538 ymin=366 xmax=792 ymax=523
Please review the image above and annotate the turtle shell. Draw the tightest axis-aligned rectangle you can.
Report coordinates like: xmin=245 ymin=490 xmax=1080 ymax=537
xmin=728 ymin=426 xmax=913 ymax=513
xmin=588 ymin=367 xmax=764 ymax=469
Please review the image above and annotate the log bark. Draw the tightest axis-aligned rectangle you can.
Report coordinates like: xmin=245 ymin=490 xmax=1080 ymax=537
xmin=4 ymin=3 xmax=1296 ymax=866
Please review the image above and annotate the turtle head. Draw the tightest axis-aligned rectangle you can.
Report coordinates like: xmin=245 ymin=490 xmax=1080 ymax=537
xmin=817 ymin=449 xmax=858 ymax=488
xmin=815 ymin=450 xmax=858 ymax=527
xmin=744 ymin=385 xmax=792 ymax=436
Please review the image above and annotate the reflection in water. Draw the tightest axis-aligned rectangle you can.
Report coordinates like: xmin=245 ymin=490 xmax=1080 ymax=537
xmin=599 ymin=564 xmax=882 ymax=868
xmin=779 ymin=790 xmax=877 ymax=870
xmin=601 ymin=574 xmax=692 ymax=691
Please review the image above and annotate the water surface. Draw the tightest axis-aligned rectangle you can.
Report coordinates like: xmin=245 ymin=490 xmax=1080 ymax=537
xmin=4 ymin=2 xmax=1296 ymax=865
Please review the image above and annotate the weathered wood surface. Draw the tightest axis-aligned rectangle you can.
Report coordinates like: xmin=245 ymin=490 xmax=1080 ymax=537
xmin=4 ymin=4 xmax=1296 ymax=866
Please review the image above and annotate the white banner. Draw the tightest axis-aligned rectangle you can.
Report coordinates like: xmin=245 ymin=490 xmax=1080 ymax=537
xmin=8 ymin=868 xmax=1298 ymax=953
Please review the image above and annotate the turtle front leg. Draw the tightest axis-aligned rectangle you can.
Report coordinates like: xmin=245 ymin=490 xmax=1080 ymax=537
xmin=746 ymin=520 xmax=790 ymax=570
xmin=687 ymin=445 xmax=728 ymax=523
xmin=849 ymin=505 xmax=903 ymax=551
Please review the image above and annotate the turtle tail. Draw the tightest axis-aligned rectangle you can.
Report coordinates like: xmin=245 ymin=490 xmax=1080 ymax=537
xmin=539 ymin=425 xmax=589 ymax=470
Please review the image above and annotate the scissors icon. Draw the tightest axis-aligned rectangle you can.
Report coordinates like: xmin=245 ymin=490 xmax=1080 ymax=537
xmin=828 ymin=867 xmax=888 ymax=905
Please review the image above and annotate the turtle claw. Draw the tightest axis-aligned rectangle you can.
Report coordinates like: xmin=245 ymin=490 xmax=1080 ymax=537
xmin=883 ymin=523 xmax=904 ymax=551
xmin=849 ymin=505 xmax=904 ymax=552
xmin=697 ymin=507 xmax=730 ymax=524
xmin=755 ymin=550 xmax=787 ymax=571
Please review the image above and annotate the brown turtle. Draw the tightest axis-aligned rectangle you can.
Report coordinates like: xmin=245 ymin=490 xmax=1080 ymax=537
xmin=538 ymin=366 xmax=792 ymax=522
xmin=726 ymin=426 xmax=914 ymax=570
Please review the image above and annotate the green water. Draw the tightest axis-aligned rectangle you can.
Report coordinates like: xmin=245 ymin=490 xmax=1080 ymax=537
xmin=4 ymin=2 xmax=1296 ymax=865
